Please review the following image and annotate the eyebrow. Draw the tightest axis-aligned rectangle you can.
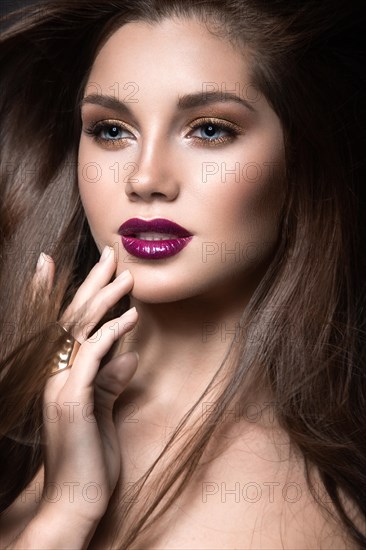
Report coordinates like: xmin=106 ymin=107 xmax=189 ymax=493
xmin=79 ymin=90 xmax=256 ymax=114
xmin=178 ymin=91 xmax=255 ymax=112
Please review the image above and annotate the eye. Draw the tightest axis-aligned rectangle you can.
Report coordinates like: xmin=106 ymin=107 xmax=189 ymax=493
xmin=186 ymin=117 xmax=243 ymax=147
xmin=82 ymin=117 xmax=244 ymax=149
xmin=83 ymin=120 xmax=134 ymax=149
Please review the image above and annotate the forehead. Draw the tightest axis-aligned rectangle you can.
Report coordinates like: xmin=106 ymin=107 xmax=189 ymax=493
xmin=86 ymin=18 xmax=251 ymax=93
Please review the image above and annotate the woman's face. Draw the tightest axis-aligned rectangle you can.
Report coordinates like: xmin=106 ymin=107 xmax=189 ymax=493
xmin=78 ymin=17 xmax=286 ymax=304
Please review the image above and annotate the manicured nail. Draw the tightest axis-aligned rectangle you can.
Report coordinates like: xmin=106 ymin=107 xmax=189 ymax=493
xmin=117 ymin=269 xmax=131 ymax=280
xmin=100 ymin=245 xmax=112 ymax=262
xmin=120 ymin=306 xmax=137 ymax=319
xmin=36 ymin=252 xmax=46 ymax=272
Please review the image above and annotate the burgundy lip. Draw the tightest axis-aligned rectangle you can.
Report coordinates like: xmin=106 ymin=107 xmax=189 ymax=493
xmin=118 ymin=218 xmax=192 ymax=238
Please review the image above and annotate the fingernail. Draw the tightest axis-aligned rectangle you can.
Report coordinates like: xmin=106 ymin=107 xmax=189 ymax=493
xmin=133 ymin=351 xmax=139 ymax=361
xmin=36 ymin=252 xmax=46 ymax=272
xmin=120 ymin=306 xmax=137 ymax=319
xmin=117 ymin=269 xmax=131 ymax=280
xmin=100 ymin=245 xmax=112 ymax=262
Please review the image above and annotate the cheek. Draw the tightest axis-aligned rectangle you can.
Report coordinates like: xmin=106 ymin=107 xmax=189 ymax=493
xmin=206 ymin=163 xmax=285 ymax=236
xmin=240 ymin=165 xmax=285 ymax=232
xmin=198 ymin=153 xmax=286 ymax=273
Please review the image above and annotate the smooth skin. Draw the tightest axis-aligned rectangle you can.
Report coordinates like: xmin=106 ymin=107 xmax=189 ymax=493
xmin=0 ymin=16 xmax=356 ymax=550
xmin=77 ymin=16 xmax=286 ymax=428
xmin=3 ymin=248 xmax=139 ymax=548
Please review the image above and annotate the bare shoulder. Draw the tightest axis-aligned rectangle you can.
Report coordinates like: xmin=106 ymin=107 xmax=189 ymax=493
xmin=133 ymin=422 xmax=360 ymax=549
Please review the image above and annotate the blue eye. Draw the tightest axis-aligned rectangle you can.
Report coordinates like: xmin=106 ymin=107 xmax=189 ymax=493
xmin=186 ymin=117 xmax=242 ymax=146
xmin=190 ymin=122 xmax=233 ymax=140
xmin=83 ymin=121 xmax=132 ymax=148
xmin=99 ymin=124 xmax=126 ymax=139
xmin=83 ymin=117 xmax=242 ymax=149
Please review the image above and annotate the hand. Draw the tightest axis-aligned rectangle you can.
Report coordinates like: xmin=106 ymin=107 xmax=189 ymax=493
xmin=31 ymin=247 xmax=138 ymax=526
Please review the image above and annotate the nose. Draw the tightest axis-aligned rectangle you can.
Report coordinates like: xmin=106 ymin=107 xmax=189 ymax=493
xmin=124 ymin=135 xmax=179 ymax=202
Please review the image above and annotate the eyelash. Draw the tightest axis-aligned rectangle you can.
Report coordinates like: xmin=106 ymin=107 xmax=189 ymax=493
xmin=83 ymin=117 xmax=242 ymax=149
xmin=187 ymin=118 xmax=241 ymax=147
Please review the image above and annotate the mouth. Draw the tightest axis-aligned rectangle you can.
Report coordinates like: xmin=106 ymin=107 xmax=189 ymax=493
xmin=118 ymin=218 xmax=192 ymax=239
xmin=118 ymin=218 xmax=193 ymax=260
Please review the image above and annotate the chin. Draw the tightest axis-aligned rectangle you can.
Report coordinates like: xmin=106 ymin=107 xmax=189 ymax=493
xmin=129 ymin=276 xmax=212 ymax=304
xmin=129 ymin=284 xmax=197 ymax=304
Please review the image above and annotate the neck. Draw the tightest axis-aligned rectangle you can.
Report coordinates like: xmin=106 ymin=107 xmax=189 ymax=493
xmin=115 ymin=276 xmax=259 ymax=414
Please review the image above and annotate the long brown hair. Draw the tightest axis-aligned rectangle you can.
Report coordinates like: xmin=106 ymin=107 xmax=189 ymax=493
xmin=1 ymin=0 xmax=365 ymax=547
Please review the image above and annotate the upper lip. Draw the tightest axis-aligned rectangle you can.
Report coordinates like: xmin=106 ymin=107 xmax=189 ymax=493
xmin=118 ymin=218 xmax=192 ymax=238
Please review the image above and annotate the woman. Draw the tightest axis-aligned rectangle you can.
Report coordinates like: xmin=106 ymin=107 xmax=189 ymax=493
xmin=0 ymin=0 xmax=365 ymax=548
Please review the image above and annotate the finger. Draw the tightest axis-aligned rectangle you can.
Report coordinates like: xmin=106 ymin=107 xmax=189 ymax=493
xmin=61 ymin=271 xmax=134 ymax=343
xmin=62 ymin=307 xmax=139 ymax=391
xmin=72 ymin=271 xmax=134 ymax=341
xmin=43 ymin=364 xmax=73 ymax=405
xmin=94 ymin=351 xmax=139 ymax=414
xmin=93 ymin=351 xmax=139 ymax=482
xmin=62 ymin=246 xmax=118 ymax=318
xmin=31 ymin=252 xmax=55 ymax=301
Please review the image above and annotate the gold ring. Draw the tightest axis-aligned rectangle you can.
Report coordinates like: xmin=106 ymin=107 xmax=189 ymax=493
xmin=48 ymin=323 xmax=81 ymax=376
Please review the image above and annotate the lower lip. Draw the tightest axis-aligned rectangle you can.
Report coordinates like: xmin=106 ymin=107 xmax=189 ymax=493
xmin=121 ymin=236 xmax=193 ymax=259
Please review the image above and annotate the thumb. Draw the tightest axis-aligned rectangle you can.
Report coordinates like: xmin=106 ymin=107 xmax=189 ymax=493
xmin=94 ymin=351 xmax=139 ymax=416
xmin=93 ymin=352 xmax=139 ymax=487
